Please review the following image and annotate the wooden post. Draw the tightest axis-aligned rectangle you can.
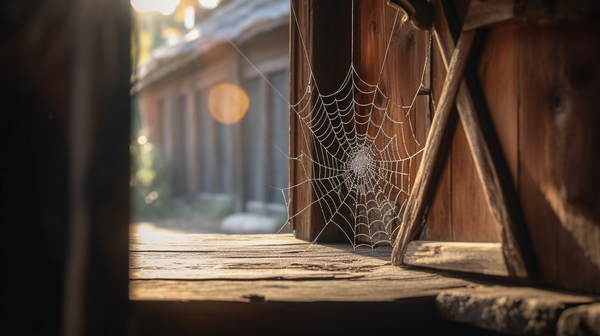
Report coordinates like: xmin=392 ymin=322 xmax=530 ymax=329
xmin=289 ymin=0 xmax=352 ymax=242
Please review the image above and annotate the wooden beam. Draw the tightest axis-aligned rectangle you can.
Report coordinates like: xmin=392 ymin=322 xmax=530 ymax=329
xmin=386 ymin=0 xmax=433 ymax=30
xmin=463 ymin=0 xmax=599 ymax=31
xmin=429 ymin=0 xmax=537 ymax=280
xmin=392 ymin=0 xmax=538 ymax=280
xmin=405 ymin=241 xmax=509 ymax=276
xmin=391 ymin=28 xmax=476 ymax=266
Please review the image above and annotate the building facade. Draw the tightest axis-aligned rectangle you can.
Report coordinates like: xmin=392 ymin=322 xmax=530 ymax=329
xmin=134 ymin=0 xmax=290 ymax=215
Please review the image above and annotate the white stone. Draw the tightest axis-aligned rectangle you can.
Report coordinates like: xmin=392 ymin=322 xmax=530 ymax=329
xmin=221 ymin=213 xmax=280 ymax=234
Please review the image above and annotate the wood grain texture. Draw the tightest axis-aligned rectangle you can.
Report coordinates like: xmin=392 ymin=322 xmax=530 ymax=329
xmin=428 ymin=2 xmax=536 ymax=279
xmin=290 ymin=0 xmax=354 ymax=242
xmin=519 ymin=21 xmax=600 ymax=293
xmin=130 ymin=233 xmax=482 ymax=303
xmin=426 ymin=0 xmax=454 ymax=241
xmin=405 ymin=241 xmax=508 ymax=276
xmin=463 ymin=0 xmax=600 ymax=30
xmin=451 ymin=118 xmax=499 ymax=243
xmin=392 ymin=29 xmax=476 ymax=266
xmin=477 ymin=25 xmax=519 ymax=188
xmin=130 ymin=231 xmax=509 ymax=335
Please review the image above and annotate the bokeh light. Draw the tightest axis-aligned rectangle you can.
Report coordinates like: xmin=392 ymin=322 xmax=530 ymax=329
xmin=131 ymin=0 xmax=180 ymax=15
xmin=198 ymin=0 xmax=220 ymax=9
xmin=208 ymin=83 xmax=249 ymax=125
xmin=184 ymin=6 xmax=195 ymax=29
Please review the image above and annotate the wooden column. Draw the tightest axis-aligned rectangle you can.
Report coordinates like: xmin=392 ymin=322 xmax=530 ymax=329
xmin=289 ymin=0 xmax=352 ymax=242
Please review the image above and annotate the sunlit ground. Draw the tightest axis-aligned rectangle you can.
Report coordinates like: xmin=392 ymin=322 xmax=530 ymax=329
xmin=131 ymin=222 xmax=186 ymax=238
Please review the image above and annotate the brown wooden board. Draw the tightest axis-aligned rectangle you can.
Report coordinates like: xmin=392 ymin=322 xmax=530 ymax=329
xmin=291 ymin=0 xmax=430 ymax=245
xmin=451 ymin=118 xmax=499 ymax=242
xmin=426 ymin=0 xmax=454 ymax=241
xmin=405 ymin=241 xmax=508 ymax=276
xmin=130 ymin=232 xmax=486 ymax=301
xmin=354 ymin=0 xmax=429 ymax=243
xmin=392 ymin=27 xmax=476 ymax=265
xmin=130 ymin=232 xmax=508 ymax=335
xmin=290 ymin=0 xmax=354 ymax=242
xmin=518 ymin=21 xmax=600 ymax=294
xmin=426 ymin=0 xmax=501 ymax=244
xmin=476 ymin=25 xmax=519 ymax=188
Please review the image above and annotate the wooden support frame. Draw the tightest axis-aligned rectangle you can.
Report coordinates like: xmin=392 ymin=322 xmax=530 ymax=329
xmin=391 ymin=0 xmax=539 ymax=280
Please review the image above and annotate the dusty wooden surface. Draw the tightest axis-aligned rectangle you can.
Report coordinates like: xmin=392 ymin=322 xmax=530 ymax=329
xmin=129 ymin=231 xmax=514 ymax=334
xmin=130 ymin=233 xmax=484 ymax=302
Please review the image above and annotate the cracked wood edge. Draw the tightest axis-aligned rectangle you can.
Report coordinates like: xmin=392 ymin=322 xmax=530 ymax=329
xmin=392 ymin=28 xmax=476 ymax=266
xmin=405 ymin=241 xmax=508 ymax=276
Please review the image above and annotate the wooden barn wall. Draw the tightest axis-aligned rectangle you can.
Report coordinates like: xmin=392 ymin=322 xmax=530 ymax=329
xmin=427 ymin=0 xmax=499 ymax=243
xmin=353 ymin=0 xmax=429 ymax=243
xmin=425 ymin=1 xmax=600 ymax=293
xmin=289 ymin=0 xmax=600 ymax=294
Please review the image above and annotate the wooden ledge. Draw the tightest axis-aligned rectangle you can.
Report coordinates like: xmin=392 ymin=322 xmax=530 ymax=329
xmin=129 ymin=232 xmax=598 ymax=335
xmin=129 ymin=232 xmax=502 ymax=335
xmin=129 ymin=233 xmax=482 ymax=303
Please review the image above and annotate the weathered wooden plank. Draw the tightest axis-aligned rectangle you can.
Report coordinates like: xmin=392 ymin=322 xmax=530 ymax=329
xmin=425 ymin=5 xmax=454 ymax=240
xmin=405 ymin=241 xmax=508 ymax=276
xmin=130 ymin=233 xmax=486 ymax=304
xmin=451 ymin=118 xmax=499 ymax=243
xmin=477 ymin=25 xmax=519 ymax=188
xmin=130 ymin=276 xmax=475 ymax=303
xmin=381 ymin=0 xmax=430 ymax=244
xmin=289 ymin=0 xmax=314 ymax=234
xmin=453 ymin=81 xmax=533 ymax=278
xmin=519 ymin=21 xmax=600 ymax=293
xmin=427 ymin=2 xmax=535 ymax=279
xmin=392 ymin=28 xmax=476 ymax=266
xmin=463 ymin=0 xmax=599 ymax=31
xmin=290 ymin=0 xmax=354 ymax=243
xmin=437 ymin=287 xmax=597 ymax=335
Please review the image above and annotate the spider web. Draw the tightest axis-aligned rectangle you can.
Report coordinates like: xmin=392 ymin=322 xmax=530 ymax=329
xmin=222 ymin=1 xmax=431 ymax=248
xmin=279 ymin=2 xmax=431 ymax=248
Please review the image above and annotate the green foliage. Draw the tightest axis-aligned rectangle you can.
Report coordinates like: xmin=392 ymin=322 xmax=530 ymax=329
xmin=130 ymin=129 xmax=174 ymax=221
xmin=130 ymin=128 xmax=235 ymax=222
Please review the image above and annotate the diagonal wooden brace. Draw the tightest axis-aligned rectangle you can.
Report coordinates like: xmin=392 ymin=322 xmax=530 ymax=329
xmin=392 ymin=0 xmax=538 ymax=280
xmin=391 ymin=28 xmax=476 ymax=266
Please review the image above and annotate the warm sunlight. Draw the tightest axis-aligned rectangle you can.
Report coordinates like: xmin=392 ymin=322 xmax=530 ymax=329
xmin=208 ymin=83 xmax=250 ymax=125
xmin=131 ymin=0 xmax=180 ymax=15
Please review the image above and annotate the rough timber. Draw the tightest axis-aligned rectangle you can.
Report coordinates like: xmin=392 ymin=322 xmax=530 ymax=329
xmin=130 ymin=232 xmax=493 ymax=334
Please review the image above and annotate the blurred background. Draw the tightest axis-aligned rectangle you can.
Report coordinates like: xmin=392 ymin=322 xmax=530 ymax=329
xmin=130 ymin=0 xmax=292 ymax=234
